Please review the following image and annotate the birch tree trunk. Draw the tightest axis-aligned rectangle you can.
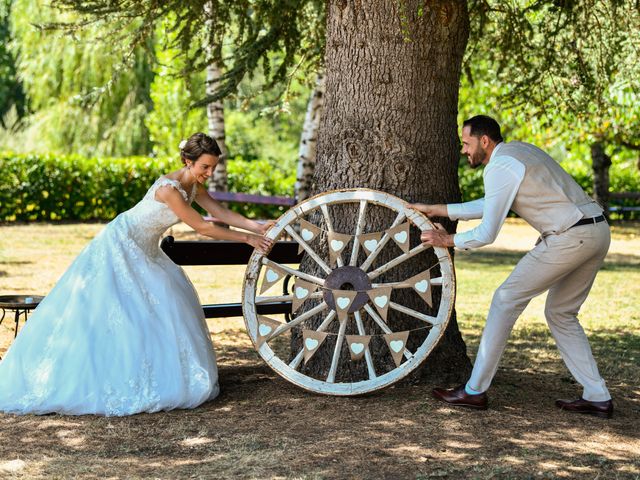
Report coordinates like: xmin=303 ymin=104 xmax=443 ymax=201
xmin=206 ymin=62 xmax=228 ymax=193
xmin=295 ymin=73 xmax=325 ymax=202
xmin=294 ymin=0 xmax=472 ymax=383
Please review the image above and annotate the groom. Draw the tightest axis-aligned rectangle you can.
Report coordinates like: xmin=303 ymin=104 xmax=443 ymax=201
xmin=410 ymin=115 xmax=613 ymax=418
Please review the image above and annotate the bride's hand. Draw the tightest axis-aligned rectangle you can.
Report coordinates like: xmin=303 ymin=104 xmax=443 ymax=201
xmin=246 ymin=233 xmax=273 ymax=254
xmin=256 ymin=220 xmax=276 ymax=235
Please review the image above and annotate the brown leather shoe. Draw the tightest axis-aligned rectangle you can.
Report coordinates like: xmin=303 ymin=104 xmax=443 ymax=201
xmin=555 ymin=398 xmax=613 ymax=419
xmin=432 ymin=384 xmax=488 ymax=410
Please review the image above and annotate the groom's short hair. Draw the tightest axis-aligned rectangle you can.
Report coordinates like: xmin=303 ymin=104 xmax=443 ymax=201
xmin=463 ymin=115 xmax=504 ymax=143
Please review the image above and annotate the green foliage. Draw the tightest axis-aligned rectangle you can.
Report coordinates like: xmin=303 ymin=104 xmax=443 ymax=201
xmin=49 ymin=0 xmax=325 ymax=105
xmin=465 ymin=0 xmax=640 ymax=151
xmin=145 ymin=19 xmax=208 ymax=157
xmin=1 ymin=0 xmax=155 ymax=157
xmin=0 ymin=0 xmax=25 ymax=128
xmin=0 ymin=153 xmax=172 ymax=222
xmin=0 ymin=152 xmax=295 ymax=222
xmin=227 ymin=158 xmax=295 ymax=218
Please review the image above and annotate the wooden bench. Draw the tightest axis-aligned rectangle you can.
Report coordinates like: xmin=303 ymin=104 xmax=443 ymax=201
xmin=204 ymin=191 xmax=296 ymax=223
xmin=160 ymin=236 xmax=302 ymax=318
xmin=608 ymin=192 xmax=640 ymax=219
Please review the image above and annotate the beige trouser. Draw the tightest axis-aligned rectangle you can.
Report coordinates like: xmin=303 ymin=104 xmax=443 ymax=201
xmin=467 ymin=220 xmax=611 ymax=401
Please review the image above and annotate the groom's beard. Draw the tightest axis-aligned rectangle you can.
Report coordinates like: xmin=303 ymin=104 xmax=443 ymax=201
xmin=468 ymin=147 xmax=487 ymax=169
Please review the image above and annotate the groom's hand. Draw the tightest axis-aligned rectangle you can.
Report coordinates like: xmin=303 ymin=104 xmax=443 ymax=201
xmin=406 ymin=203 xmax=448 ymax=218
xmin=420 ymin=223 xmax=454 ymax=248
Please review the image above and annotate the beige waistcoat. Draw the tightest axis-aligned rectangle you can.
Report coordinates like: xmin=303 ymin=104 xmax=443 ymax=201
xmin=498 ymin=141 xmax=603 ymax=235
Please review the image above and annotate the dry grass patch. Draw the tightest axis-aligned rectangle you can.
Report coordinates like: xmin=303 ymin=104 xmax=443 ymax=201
xmin=0 ymin=219 xmax=639 ymax=479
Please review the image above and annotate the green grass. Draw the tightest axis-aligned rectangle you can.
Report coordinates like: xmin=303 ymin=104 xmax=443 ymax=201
xmin=0 ymin=219 xmax=639 ymax=479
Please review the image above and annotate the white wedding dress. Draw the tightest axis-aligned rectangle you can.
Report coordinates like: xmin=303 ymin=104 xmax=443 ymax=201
xmin=0 ymin=178 xmax=219 ymax=416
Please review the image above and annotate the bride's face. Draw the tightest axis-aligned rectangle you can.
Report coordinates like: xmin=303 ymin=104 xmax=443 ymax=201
xmin=189 ymin=154 xmax=219 ymax=184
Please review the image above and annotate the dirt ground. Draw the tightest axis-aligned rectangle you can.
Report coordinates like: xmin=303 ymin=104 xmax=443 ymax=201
xmin=0 ymin=220 xmax=639 ymax=479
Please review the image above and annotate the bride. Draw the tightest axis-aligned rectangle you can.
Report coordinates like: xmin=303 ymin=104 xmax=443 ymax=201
xmin=0 ymin=132 xmax=273 ymax=416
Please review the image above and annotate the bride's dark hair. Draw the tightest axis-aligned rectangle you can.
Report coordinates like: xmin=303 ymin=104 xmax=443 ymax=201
xmin=180 ymin=132 xmax=221 ymax=165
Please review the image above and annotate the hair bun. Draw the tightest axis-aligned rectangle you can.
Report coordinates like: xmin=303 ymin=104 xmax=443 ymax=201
xmin=178 ymin=139 xmax=187 ymax=150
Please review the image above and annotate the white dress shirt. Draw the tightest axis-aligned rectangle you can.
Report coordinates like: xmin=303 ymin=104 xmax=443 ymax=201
xmin=448 ymin=142 xmax=526 ymax=249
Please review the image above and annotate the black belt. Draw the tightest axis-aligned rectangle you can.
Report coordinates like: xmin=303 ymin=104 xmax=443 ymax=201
xmin=569 ymin=215 xmax=606 ymax=229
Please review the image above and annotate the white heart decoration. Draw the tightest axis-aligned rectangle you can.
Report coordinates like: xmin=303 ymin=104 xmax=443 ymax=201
xmin=258 ymin=324 xmax=272 ymax=336
xmin=336 ymin=297 xmax=351 ymax=310
xmin=390 ymin=340 xmax=404 ymax=353
xmin=301 ymin=228 xmax=314 ymax=241
xmin=374 ymin=295 xmax=388 ymax=308
xmin=364 ymin=239 xmax=378 ymax=251
xmin=330 ymin=239 xmax=345 ymax=251
xmin=350 ymin=342 xmax=365 ymax=355
xmin=414 ymin=279 xmax=429 ymax=293
xmin=394 ymin=231 xmax=408 ymax=244
xmin=295 ymin=286 xmax=309 ymax=299
xmin=305 ymin=338 xmax=319 ymax=350
xmin=265 ymin=269 xmax=279 ymax=283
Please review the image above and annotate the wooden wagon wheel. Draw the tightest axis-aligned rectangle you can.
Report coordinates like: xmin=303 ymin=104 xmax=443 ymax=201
xmin=242 ymin=189 xmax=455 ymax=395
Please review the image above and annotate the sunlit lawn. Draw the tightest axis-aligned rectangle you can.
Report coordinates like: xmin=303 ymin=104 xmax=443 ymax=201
xmin=0 ymin=219 xmax=639 ymax=478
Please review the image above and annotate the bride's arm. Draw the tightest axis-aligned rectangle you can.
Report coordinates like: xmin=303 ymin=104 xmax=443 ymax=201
xmin=156 ymin=186 xmax=272 ymax=252
xmin=194 ymin=185 xmax=275 ymax=235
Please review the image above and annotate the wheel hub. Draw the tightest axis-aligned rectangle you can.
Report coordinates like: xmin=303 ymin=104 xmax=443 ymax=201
xmin=322 ymin=265 xmax=371 ymax=313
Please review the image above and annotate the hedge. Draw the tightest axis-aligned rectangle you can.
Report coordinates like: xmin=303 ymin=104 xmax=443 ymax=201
xmin=0 ymin=152 xmax=637 ymax=222
xmin=0 ymin=153 xmax=295 ymax=221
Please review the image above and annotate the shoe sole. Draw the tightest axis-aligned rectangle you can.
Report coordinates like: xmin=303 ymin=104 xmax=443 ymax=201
xmin=432 ymin=394 xmax=487 ymax=410
xmin=557 ymin=407 xmax=613 ymax=419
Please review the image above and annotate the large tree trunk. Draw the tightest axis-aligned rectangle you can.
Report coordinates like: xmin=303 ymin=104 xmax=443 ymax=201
xmin=591 ymin=142 xmax=611 ymax=220
xmin=206 ymin=62 xmax=229 ymax=193
xmin=294 ymin=73 xmax=325 ymax=202
xmin=294 ymin=0 xmax=472 ymax=384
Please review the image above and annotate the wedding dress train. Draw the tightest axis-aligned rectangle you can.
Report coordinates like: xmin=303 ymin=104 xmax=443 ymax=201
xmin=0 ymin=178 xmax=219 ymax=416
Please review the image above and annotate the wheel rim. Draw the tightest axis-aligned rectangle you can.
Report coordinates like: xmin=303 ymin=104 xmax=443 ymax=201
xmin=242 ymin=188 xmax=456 ymax=395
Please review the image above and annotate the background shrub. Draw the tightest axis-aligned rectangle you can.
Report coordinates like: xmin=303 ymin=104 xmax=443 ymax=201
xmin=0 ymin=152 xmax=295 ymax=221
xmin=0 ymin=152 xmax=636 ymax=222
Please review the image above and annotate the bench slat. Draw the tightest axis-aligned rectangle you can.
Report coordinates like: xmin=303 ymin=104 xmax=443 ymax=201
xmin=160 ymin=237 xmax=302 ymax=265
xmin=209 ymin=191 xmax=296 ymax=206
xmin=202 ymin=301 xmax=292 ymax=318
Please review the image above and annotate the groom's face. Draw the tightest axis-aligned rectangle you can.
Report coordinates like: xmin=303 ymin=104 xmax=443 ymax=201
xmin=461 ymin=126 xmax=488 ymax=169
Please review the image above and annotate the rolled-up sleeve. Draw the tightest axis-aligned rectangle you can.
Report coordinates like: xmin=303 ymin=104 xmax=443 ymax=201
xmin=453 ymin=156 xmax=525 ymax=250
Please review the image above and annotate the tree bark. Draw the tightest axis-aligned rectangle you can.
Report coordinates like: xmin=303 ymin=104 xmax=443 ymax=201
xmin=295 ymin=73 xmax=325 ymax=202
xmin=206 ymin=61 xmax=229 ymax=193
xmin=591 ymin=142 xmax=611 ymax=220
xmin=293 ymin=0 xmax=472 ymax=384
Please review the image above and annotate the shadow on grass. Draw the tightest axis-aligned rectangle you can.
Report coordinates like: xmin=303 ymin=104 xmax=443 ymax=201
xmin=1 ymin=354 xmax=638 ymax=479
xmin=0 ymin=336 xmax=638 ymax=478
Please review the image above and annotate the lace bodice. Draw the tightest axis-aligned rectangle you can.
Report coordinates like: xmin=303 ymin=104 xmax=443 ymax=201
xmin=116 ymin=177 xmax=198 ymax=254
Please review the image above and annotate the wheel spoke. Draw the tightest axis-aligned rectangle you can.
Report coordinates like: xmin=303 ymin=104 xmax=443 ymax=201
xmin=360 ymin=211 xmax=406 ymax=272
xmin=266 ymin=302 xmax=328 ymax=341
xmin=285 ymin=225 xmax=332 ymax=274
xmin=261 ymin=258 xmax=325 ymax=286
xmin=354 ymin=311 xmax=376 ymax=379
xmin=363 ymin=304 xmax=412 ymax=360
xmin=320 ymin=204 xmax=344 ymax=267
xmin=327 ymin=316 xmax=348 ymax=383
xmin=367 ymin=244 xmax=427 ymax=280
xmin=288 ymin=310 xmax=337 ymax=370
xmin=389 ymin=301 xmax=438 ymax=325
xmin=349 ymin=200 xmax=368 ymax=266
